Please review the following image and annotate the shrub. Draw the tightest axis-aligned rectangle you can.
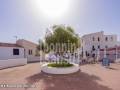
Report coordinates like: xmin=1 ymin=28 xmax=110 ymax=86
xmin=48 ymin=60 xmax=73 ymax=68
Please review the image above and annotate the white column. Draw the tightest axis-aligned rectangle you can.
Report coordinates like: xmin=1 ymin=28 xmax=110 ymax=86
xmin=82 ymin=41 xmax=86 ymax=59
xmin=77 ymin=49 xmax=80 ymax=64
xmin=97 ymin=49 xmax=100 ymax=61
xmin=83 ymin=51 xmax=86 ymax=59
xmin=104 ymin=48 xmax=107 ymax=58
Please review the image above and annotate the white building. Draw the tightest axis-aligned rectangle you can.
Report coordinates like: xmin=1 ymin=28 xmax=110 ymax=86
xmin=0 ymin=39 xmax=38 ymax=60
xmin=16 ymin=39 xmax=38 ymax=58
xmin=0 ymin=39 xmax=39 ymax=69
xmin=81 ymin=31 xmax=118 ymax=57
xmin=0 ymin=43 xmax=25 ymax=60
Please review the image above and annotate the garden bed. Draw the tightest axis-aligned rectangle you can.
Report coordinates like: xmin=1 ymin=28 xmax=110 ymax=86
xmin=41 ymin=62 xmax=79 ymax=74
xmin=47 ymin=62 xmax=73 ymax=68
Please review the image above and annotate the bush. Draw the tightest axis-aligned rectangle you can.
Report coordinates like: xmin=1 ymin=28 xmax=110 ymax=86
xmin=48 ymin=60 xmax=73 ymax=68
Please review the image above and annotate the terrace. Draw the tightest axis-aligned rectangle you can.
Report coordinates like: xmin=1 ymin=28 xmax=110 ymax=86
xmin=0 ymin=63 xmax=120 ymax=90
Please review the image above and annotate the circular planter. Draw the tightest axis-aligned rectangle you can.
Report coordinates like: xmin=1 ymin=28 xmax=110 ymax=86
xmin=41 ymin=63 xmax=80 ymax=74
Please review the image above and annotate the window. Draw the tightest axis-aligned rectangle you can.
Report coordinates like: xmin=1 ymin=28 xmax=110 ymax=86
xmin=92 ymin=45 xmax=95 ymax=51
xmin=111 ymin=37 xmax=113 ymax=41
xmin=29 ymin=49 xmax=33 ymax=55
xmin=105 ymin=37 xmax=108 ymax=41
xmin=13 ymin=49 xmax=19 ymax=55
xmin=29 ymin=50 xmax=30 ymax=55
xmin=98 ymin=37 xmax=100 ymax=42
xmin=31 ymin=50 xmax=32 ymax=55
xmin=92 ymin=37 xmax=95 ymax=41
xmin=85 ymin=51 xmax=88 ymax=56
xmin=98 ymin=45 xmax=100 ymax=49
xmin=105 ymin=45 xmax=108 ymax=48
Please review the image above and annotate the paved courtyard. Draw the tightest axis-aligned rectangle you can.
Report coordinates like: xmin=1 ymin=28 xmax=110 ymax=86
xmin=0 ymin=63 xmax=120 ymax=90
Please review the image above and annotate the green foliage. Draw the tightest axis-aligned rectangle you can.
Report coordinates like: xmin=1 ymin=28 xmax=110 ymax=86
xmin=47 ymin=60 xmax=73 ymax=68
xmin=45 ymin=25 xmax=81 ymax=52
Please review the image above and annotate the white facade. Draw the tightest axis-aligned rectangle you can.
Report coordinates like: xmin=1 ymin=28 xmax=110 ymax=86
xmin=0 ymin=46 xmax=24 ymax=60
xmin=0 ymin=39 xmax=38 ymax=60
xmin=81 ymin=31 xmax=117 ymax=56
xmin=16 ymin=39 xmax=37 ymax=58
xmin=0 ymin=40 xmax=38 ymax=69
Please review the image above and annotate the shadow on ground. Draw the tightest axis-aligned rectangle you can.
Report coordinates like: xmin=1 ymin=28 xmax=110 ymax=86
xmin=108 ymin=67 xmax=119 ymax=70
xmin=26 ymin=70 xmax=112 ymax=90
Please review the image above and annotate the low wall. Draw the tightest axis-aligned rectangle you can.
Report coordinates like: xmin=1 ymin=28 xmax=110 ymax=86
xmin=0 ymin=58 xmax=27 ymax=69
xmin=41 ymin=63 xmax=80 ymax=74
xmin=27 ymin=57 xmax=42 ymax=62
xmin=115 ymin=59 xmax=120 ymax=63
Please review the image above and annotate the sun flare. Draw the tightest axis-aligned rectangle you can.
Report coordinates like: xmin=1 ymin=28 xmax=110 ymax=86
xmin=32 ymin=0 xmax=70 ymax=19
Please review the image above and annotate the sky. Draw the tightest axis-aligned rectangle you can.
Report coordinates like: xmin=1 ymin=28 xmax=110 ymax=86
xmin=0 ymin=0 xmax=120 ymax=44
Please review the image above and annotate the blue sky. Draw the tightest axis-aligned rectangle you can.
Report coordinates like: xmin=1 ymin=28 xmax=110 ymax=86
xmin=0 ymin=0 xmax=120 ymax=43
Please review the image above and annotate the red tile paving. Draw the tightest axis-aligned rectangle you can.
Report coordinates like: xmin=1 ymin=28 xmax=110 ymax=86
xmin=0 ymin=63 xmax=120 ymax=90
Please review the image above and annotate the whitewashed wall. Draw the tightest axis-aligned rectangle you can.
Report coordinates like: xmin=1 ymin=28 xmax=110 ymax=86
xmin=27 ymin=56 xmax=41 ymax=62
xmin=0 ymin=58 xmax=27 ymax=69
xmin=16 ymin=39 xmax=37 ymax=58
xmin=0 ymin=47 xmax=24 ymax=60
xmin=82 ymin=31 xmax=117 ymax=54
xmin=116 ymin=59 xmax=120 ymax=63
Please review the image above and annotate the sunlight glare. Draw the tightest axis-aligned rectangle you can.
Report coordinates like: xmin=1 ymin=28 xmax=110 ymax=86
xmin=32 ymin=0 xmax=70 ymax=19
